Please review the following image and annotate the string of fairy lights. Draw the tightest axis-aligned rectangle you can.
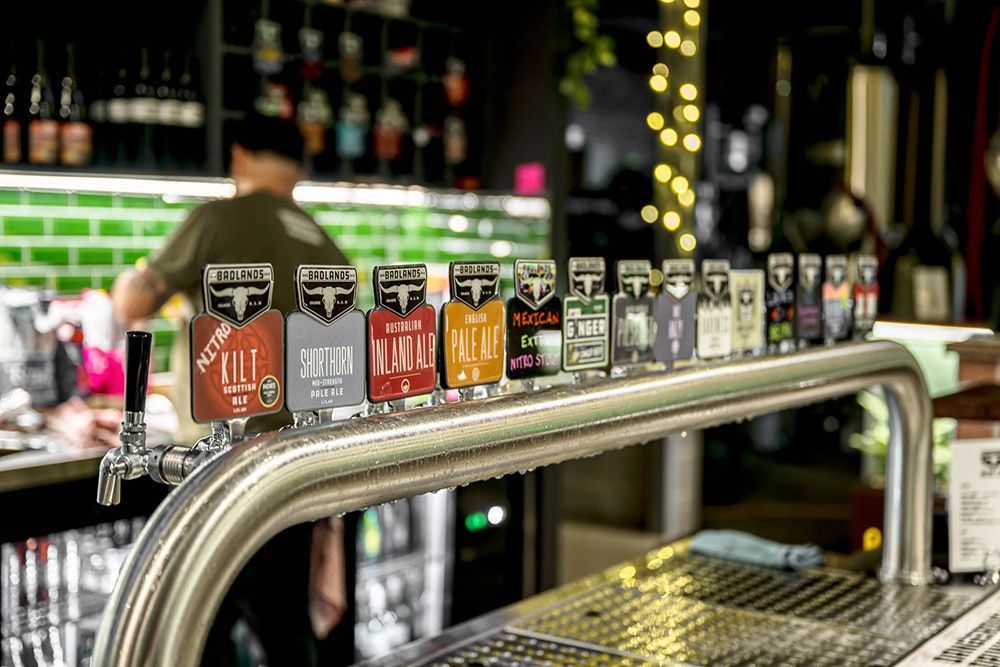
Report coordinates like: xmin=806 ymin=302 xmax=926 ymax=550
xmin=640 ymin=0 xmax=703 ymax=254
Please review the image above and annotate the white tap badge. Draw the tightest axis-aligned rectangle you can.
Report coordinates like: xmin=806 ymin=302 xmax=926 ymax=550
xmin=202 ymin=263 xmax=274 ymax=328
xmin=697 ymin=259 xmax=731 ymax=360
xmin=730 ymin=269 xmax=765 ymax=353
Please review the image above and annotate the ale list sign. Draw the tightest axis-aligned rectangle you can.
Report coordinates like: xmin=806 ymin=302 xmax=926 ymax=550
xmin=285 ymin=265 xmax=366 ymax=412
xmin=442 ymin=261 xmax=505 ymax=388
xmin=368 ymin=264 xmax=437 ymax=401
xmin=507 ymin=259 xmax=561 ymax=379
xmin=191 ymin=263 xmax=283 ymax=422
xmin=562 ymin=257 xmax=609 ymax=372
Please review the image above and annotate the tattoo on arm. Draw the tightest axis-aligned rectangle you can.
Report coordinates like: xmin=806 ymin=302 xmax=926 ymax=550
xmin=117 ymin=268 xmax=172 ymax=321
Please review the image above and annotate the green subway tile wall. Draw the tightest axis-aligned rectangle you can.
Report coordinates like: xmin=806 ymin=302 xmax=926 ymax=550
xmin=0 ymin=188 xmax=550 ymax=373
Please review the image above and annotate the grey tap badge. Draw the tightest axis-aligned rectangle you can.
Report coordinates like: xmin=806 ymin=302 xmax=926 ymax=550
xmin=375 ymin=264 xmax=427 ymax=317
xmin=617 ymin=259 xmax=651 ymax=298
xmin=450 ymin=261 xmax=500 ymax=310
xmin=514 ymin=259 xmax=557 ymax=310
xmin=767 ymin=253 xmax=794 ymax=292
xmin=702 ymin=259 xmax=730 ymax=301
xmin=295 ymin=265 xmax=357 ymax=325
xmin=799 ymin=254 xmax=822 ymax=291
xmin=202 ymin=263 xmax=273 ymax=328
xmin=663 ymin=259 xmax=695 ymax=300
xmin=568 ymin=257 xmax=605 ymax=303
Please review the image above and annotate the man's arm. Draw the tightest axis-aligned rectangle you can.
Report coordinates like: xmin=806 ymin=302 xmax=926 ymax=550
xmin=111 ymin=265 xmax=173 ymax=324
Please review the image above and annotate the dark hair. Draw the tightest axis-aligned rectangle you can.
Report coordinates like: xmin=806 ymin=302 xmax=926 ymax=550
xmin=231 ymin=115 xmax=305 ymax=164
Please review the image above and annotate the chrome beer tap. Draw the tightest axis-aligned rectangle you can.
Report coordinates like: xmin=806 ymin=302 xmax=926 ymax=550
xmin=97 ymin=332 xmax=228 ymax=506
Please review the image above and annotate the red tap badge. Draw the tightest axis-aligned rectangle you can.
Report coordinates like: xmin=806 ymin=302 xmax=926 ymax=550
xmin=190 ymin=263 xmax=283 ymax=423
xmin=367 ymin=264 xmax=437 ymax=402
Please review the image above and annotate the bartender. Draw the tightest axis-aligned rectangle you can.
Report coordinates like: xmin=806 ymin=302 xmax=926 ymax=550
xmin=111 ymin=115 xmax=348 ymax=665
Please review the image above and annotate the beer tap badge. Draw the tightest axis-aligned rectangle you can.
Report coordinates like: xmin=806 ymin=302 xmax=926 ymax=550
xmin=514 ymin=259 xmax=556 ymax=310
xmin=295 ymin=264 xmax=357 ymax=325
xmin=285 ymin=265 xmax=366 ymax=412
xmin=766 ymin=253 xmax=795 ymax=350
xmin=563 ymin=257 xmax=610 ymax=372
xmin=375 ymin=264 xmax=427 ymax=317
xmin=612 ymin=259 xmax=655 ymax=366
xmin=730 ymin=269 xmax=765 ymax=354
xmin=655 ymin=259 xmax=696 ymax=365
xmin=823 ymin=255 xmax=851 ymax=342
xmin=568 ymin=257 xmax=605 ymax=303
xmin=368 ymin=264 xmax=437 ymax=401
xmin=442 ymin=262 xmax=505 ymax=388
xmin=853 ymin=254 xmax=879 ymax=336
xmin=192 ymin=263 xmax=282 ymax=423
xmin=796 ymin=253 xmax=823 ymax=343
xmin=697 ymin=259 xmax=732 ymax=360
xmin=203 ymin=263 xmax=273 ymax=328
xmin=507 ymin=260 xmax=561 ymax=379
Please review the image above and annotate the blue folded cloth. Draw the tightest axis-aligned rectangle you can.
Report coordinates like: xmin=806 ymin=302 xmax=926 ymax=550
xmin=689 ymin=529 xmax=825 ymax=570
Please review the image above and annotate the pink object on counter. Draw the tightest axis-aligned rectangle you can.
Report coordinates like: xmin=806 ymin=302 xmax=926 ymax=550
xmin=82 ymin=346 xmax=126 ymax=397
xmin=514 ymin=162 xmax=546 ymax=195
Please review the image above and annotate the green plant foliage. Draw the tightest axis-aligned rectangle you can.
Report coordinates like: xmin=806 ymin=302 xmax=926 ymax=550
xmin=561 ymin=0 xmax=617 ymax=108
xmin=849 ymin=390 xmax=954 ymax=484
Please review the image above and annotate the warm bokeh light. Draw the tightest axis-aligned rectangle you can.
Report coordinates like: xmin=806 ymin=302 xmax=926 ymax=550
xmin=654 ymin=164 xmax=672 ymax=183
xmin=683 ymin=133 xmax=702 ymax=151
xmin=683 ymin=0 xmax=700 ymax=7
xmin=684 ymin=10 xmax=700 ymax=26
xmin=660 ymin=128 xmax=678 ymax=146
xmin=664 ymin=31 xmax=682 ymax=49
xmin=646 ymin=31 xmax=664 ymax=48
xmin=679 ymin=233 xmax=697 ymax=252
xmin=649 ymin=74 xmax=668 ymax=92
xmin=663 ymin=211 xmax=681 ymax=231
xmin=652 ymin=63 xmax=669 ymax=77
xmin=680 ymin=40 xmax=697 ymax=56
xmin=646 ymin=112 xmax=665 ymax=130
xmin=682 ymin=104 xmax=700 ymax=122
xmin=678 ymin=189 xmax=696 ymax=207
xmin=671 ymin=175 xmax=690 ymax=194
xmin=641 ymin=205 xmax=659 ymax=223
xmin=679 ymin=83 xmax=698 ymax=100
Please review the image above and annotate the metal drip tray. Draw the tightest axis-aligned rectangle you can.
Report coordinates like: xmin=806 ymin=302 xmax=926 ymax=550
xmin=361 ymin=545 xmax=991 ymax=667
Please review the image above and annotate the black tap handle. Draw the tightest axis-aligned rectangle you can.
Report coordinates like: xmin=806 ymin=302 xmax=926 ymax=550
xmin=124 ymin=331 xmax=153 ymax=413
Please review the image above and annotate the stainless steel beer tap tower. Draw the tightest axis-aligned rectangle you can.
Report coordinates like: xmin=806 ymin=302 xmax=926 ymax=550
xmin=93 ymin=340 xmax=937 ymax=666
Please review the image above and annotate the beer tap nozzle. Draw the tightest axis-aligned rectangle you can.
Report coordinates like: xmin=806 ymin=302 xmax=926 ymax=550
xmin=96 ymin=331 xmax=152 ymax=506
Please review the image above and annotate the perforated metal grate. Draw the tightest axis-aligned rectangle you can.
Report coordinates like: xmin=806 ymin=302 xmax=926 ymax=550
xmin=413 ymin=552 xmax=988 ymax=667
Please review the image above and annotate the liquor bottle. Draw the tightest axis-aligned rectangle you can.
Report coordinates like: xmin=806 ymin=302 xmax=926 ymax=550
xmin=2 ymin=58 xmax=21 ymax=163
xmin=374 ymin=99 xmax=408 ymax=162
xmin=155 ymin=52 xmax=180 ymax=170
xmin=176 ymin=56 xmax=206 ymax=170
xmin=298 ymin=85 xmax=333 ymax=158
xmin=58 ymin=44 xmax=92 ymax=167
xmin=336 ymin=93 xmax=369 ymax=162
xmin=27 ymin=41 xmax=58 ymax=165
xmin=105 ymin=65 xmax=131 ymax=167
xmin=129 ymin=48 xmax=158 ymax=168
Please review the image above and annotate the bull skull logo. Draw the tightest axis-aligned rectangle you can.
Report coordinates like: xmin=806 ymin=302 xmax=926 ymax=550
xmin=296 ymin=265 xmax=358 ymax=325
xmin=702 ymin=261 xmax=730 ymax=302
xmin=826 ymin=256 xmax=847 ymax=286
xmin=799 ymin=255 xmax=821 ymax=291
xmin=514 ymin=260 xmax=556 ymax=310
xmin=203 ymin=263 xmax=273 ymax=328
xmin=663 ymin=260 xmax=694 ymax=300
xmin=209 ymin=285 xmax=270 ymax=322
xmin=568 ymin=257 xmax=605 ymax=303
xmin=982 ymin=451 xmax=1000 ymax=476
xmin=451 ymin=262 xmax=501 ymax=310
xmin=382 ymin=281 xmax=425 ymax=315
xmin=768 ymin=254 xmax=793 ymax=293
xmin=617 ymin=260 xmax=651 ymax=299
xmin=738 ymin=287 xmax=755 ymax=321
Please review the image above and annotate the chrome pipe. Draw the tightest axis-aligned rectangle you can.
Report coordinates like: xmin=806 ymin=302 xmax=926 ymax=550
xmin=93 ymin=341 xmax=932 ymax=666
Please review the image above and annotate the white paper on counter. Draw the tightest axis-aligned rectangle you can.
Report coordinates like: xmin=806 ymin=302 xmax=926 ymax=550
xmin=949 ymin=438 xmax=1000 ymax=573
